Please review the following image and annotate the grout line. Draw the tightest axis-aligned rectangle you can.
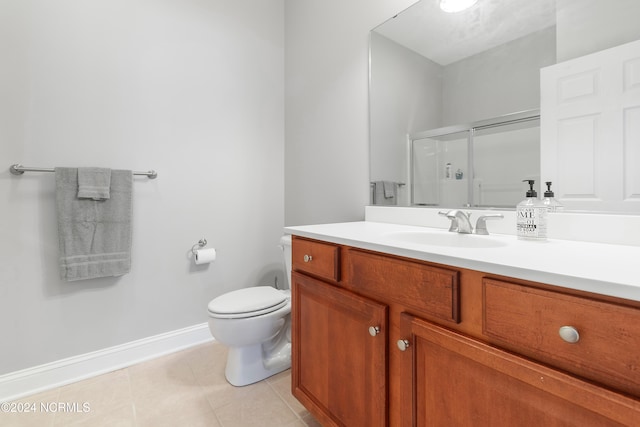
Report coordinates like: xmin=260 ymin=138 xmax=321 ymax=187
xmin=124 ymin=368 xmax=138 ymax=427
xmin=186 ymin=350 xmax=223 ymax=427
xmin=265 ymin=374 xmax=306 ymax=422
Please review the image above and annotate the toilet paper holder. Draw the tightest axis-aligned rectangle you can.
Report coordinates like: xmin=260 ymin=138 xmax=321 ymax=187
xmin=191 ymin=238 xmax=208 ymax=255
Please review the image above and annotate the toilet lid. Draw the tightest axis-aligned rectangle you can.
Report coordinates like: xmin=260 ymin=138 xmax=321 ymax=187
xmin=208 ymin=286 xmax=288 ymax=318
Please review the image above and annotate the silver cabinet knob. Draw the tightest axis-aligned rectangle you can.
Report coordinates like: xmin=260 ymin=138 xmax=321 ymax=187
xmin=368 ymin=326 xmax=381 ymax=337
xmin=559 ymin=326 xmax=580 ymax=343
xmin=397 ymin=339 xmax=410 ymax=351
xmin=303 ymin=254 xmax=312 ymax=263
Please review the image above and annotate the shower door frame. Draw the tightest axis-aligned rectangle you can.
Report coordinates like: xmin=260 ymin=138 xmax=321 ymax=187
xmin=409 ymin=109 xmax=540 ymax=208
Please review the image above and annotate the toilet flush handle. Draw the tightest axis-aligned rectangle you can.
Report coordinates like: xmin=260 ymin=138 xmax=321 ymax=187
xmin=303 ymin=254 xmax=313 ymax=262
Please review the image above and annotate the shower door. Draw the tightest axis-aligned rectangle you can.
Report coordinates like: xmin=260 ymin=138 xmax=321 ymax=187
xmin=410 ymin=111 xmax=540 ymax=208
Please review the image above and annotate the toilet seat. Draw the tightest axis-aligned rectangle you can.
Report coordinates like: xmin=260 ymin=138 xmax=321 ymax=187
xmin=208 ymin=286 xmax=289 ymax=319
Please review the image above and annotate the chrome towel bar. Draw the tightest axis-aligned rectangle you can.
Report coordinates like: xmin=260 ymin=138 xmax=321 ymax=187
xmin=370 ymin=181 xmax=405 ymax=186
xmin=9 ymin=164 xmax=158 ymax=179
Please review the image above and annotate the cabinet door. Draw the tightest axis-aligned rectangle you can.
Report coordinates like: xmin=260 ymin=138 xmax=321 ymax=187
xmin=292 ymin=272 xmax=388 ymax=427
xmin=398 ymin=313 xmax=640 ymax=427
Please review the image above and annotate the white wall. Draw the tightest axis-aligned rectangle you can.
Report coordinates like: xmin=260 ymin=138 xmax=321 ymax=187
xmin=284 ymin=0 xmax=418 ymax=226
xmin=0 ymin=0 xmax=284 ymax=375
xmin=369 ymin=32 xmax=442 ymax=205
xmin=556 ymin=0 xmax=640 ymax=63
xmin=442 ymin=26 xmax=556 ymax=126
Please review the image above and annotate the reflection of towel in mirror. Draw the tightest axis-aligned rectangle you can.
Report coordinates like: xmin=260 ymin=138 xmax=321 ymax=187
xmin=383 ymin=181 xmax=396 ymax=199
xmin=374 ymin=181 xmax=397 ymax=205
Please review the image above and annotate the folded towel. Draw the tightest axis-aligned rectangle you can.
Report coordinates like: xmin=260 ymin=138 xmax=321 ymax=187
xmin=373 ymin=181 xmax=397 ymax=205
xmin=383 ymin=181 xmax=395 ymax=199
xmin=77 ymin=167 xmax=111 ymax=200
xmin=55 ymin=167 xmax=133 ymax=281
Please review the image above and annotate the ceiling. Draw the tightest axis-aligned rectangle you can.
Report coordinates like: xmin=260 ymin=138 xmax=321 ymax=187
xmin=373 ymin=0 xmax=557 ymax=65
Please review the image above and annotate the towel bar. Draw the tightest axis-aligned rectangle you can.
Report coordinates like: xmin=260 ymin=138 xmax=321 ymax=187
xmin=9 ymin=164 xmax=157 ymax=179
xmin=370 ymin=181 xmax=405 ymax=186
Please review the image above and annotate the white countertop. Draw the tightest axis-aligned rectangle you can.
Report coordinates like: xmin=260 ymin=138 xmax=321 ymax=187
xmin=285 ymin=221 xmax=640 ymax=303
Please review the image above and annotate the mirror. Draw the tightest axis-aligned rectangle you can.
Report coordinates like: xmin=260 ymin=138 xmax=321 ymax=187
xmin=411 ymin=113 xmax=540 ymax=208
xmin=370 ymin=0 xmax=640 ymax=211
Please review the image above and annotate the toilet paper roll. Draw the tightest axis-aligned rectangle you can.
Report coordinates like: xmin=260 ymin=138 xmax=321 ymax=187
xmin=194 ymin=248 xmax=216 ymax=265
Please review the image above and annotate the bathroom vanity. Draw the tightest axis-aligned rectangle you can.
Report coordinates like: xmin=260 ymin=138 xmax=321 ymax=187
xmin=286 ymin=222 xmax=640 ymax=426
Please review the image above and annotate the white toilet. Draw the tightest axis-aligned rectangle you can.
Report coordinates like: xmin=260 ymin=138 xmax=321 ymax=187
xmin=207 ymin=235 xmax=293 ymax=386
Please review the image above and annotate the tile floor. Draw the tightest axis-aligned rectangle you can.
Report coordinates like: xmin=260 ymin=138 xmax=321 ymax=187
xmin=3 ymin=342 xmax=321 ymax=427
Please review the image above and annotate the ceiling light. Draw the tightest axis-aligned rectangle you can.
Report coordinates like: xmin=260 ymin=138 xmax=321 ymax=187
xmin=440 ymin=0 xmax=478 ymax=13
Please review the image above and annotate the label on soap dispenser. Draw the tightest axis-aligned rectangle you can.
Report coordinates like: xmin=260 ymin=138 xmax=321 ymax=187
xmin=517 ymin=206 xmax=547 ymax=239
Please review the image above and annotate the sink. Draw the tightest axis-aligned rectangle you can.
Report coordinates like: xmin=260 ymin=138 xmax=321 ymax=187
xmin=382 ymin=230 xmax=507 ymax=248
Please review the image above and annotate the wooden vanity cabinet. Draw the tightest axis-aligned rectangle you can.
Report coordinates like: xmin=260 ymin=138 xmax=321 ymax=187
xmin=291 ymin=238 xmax=387 ymax=427
xmin=398 ymin=313 xmax=639 ymax=426
xmin=291 ymin=236 xmax=640 ymax=426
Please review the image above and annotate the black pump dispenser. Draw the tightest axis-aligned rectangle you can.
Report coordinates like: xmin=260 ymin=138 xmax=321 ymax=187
xmin=543 ymin=181 xmax=563 ymax=212
xmin=523 ymin=179 xmax=537 ymax=198
xmin=517 ymin=179 xmax=547 ymax=240
xmin=544 ymin=181 xmax=554 ymax=197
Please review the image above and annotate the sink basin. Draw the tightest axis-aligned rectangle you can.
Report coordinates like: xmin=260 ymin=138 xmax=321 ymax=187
xmin=382 ymin=230 xmax=507 ymax=248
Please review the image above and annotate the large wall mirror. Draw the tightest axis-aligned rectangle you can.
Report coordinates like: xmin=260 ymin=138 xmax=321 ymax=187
xmin=370 ymin=0 xmax=640 ymax=212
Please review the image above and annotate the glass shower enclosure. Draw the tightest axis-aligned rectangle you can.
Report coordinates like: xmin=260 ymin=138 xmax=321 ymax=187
xmin=410 ymin=110 xmax=540 ymax=208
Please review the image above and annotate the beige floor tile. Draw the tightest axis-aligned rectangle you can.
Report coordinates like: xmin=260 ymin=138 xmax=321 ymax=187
xmin=265 ymin=369 xmax=290 ymax=385
xmin=301 ymin=412 xmax=323 ymax=427
xmin=284 ymin=420 xmax=307 ymax=427
xmin=129 ymin=351 xmax=200 ymax=389
xmin=130 ymin=372 xmax=201 ymax=409
xmin=135 ymin=394 xmax=219 ymax=427
xmin=55 ymin=404 xmax=135 ymax=427
xmin=179 ymin=341 xmax=228 ymax=379
xmin=129 ymin=352 xmax=201 ymax=406
xmin=266 ymin=370 xmax=307 ymax=418
xmin=213 ymin=381 xmax=298 ymax=427
xmin=5 ymin=343 xmax=307 ymax=427
xmin=198 ymin=367 xmax=268 ymax=411
xmin=2 ymin=388 xmax=60 ymax=427
xmin=54 ymin=369 xmax=135 ymax=427
xmin=129 ymin=349 xmax=220 ymax=426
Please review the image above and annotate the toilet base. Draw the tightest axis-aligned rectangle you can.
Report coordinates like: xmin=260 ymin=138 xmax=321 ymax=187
xmin=225 ymin=342 xmax=292 ymax=386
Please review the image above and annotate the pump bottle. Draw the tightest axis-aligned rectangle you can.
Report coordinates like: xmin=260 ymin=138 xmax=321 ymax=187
xmin=543 ymin=181 xmax=564 ymax=213
xmin=516 ymin=180 xmax=547 ymax=240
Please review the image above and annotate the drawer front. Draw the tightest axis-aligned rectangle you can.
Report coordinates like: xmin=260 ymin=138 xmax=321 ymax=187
xmin=292 ymin=237 xmax=340 ymax=282
xmin=483 ymin=278 xmax=640 ymax=397
xmin=347 ymin=248 xmax=459 ymax=323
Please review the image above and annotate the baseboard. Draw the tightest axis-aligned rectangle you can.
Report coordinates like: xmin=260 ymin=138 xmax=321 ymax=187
xmin=0 ymin=323 xmax=214 ymax=402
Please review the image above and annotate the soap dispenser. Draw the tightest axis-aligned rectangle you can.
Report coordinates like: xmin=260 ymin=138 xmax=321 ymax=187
xmin=516 ymin=179 xmax=547 ymax=240
xmin=543 ymin=181 xmax=564 ymax=213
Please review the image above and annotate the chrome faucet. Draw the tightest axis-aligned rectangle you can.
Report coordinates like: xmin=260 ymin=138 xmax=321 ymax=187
xmin=439 ymin=210 xmax=504 ymax=235
xmin=440 ymin=210 xmax=474 ymax=234
xmin=475 ymin=214 xmax=504 ymax=235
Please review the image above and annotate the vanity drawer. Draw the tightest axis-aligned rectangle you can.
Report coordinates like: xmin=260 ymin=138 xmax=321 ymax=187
xmin=483 ymin=278 xmax=640 ymax=397
xmin=346 ymin=248 xmax=459 ymax=323
xmin=292 ymin=237 xmax=340 ymax=282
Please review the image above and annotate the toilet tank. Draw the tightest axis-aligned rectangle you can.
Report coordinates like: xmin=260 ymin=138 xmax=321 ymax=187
xmin=280 ymin=235 xmax=292 ymax=289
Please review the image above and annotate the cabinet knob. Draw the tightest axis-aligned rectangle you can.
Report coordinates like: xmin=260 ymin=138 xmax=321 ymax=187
xmin=558 ymin=326 xmax=580 ymax=343
xmin=368 ymin=326 xmax=381 ymax=337
xmin=397 ymin=339 xmax=411 ymax=351
xmin=303 ymin=254 xmax=313 ymax=263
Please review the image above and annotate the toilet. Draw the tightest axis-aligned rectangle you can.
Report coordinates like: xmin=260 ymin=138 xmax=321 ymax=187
xmin=207 ymin=235 xmax=293 ymax=386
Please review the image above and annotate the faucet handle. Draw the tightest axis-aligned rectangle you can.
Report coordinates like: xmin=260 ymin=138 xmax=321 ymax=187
xmin=475 ymin=214 xmax=504 ymax=235
xmin=439 ymin=210 xmax=458 ymax=232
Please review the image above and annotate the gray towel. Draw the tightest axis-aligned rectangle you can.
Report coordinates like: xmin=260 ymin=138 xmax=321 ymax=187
xmin=77 ymin=167 xmax=111 ymax=200
xmin=373 ymin=181 xmax=397 ymax=205
xmin=383 ymin=181 xmax=395 ymax=198
xmin=55 ymin=167 xmax=133 ymax=281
